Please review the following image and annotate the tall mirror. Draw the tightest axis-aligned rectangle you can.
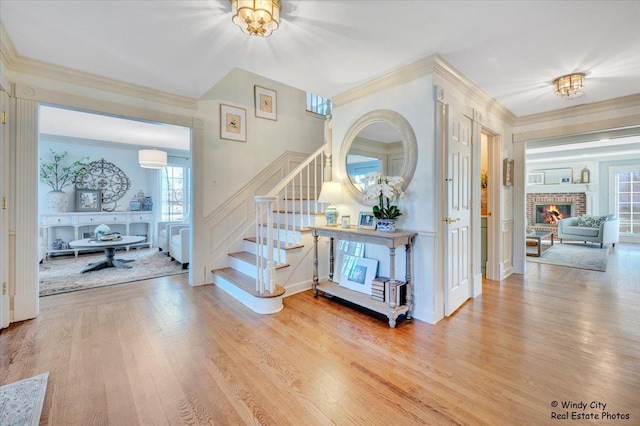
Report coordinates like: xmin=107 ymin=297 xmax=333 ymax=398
xmin=339 ymin=110 xmax=417 ymax=204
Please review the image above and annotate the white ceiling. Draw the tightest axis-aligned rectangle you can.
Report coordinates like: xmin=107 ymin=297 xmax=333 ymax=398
xmin=2 ymin=1 xmax=640 ymax=118
xmin=39 ymin=106 xmax=191 ymax=151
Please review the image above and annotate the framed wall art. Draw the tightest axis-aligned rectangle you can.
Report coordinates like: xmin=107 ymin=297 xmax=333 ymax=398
xmin=527 ymin=172 xmax=544 ymax=185
xmin=503 ymin=158 xmax=514 ymax=187
xmin=220 ymin=104 xmax=247 ymax=142
xmin=76 ymin=189 xmax=101 ymax=212
xmin=254 ymin=85 xmax=277 ymax=121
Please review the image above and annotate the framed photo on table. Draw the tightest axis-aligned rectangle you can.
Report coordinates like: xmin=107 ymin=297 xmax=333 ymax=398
xmin=220 ymin=104 xmax=247 ymax=142
xmin=254 ymin=85 xmax=277 ymax=121
xmin=76 ymin=189 xmax=101 ymax=212
xmin=358 ymin=211 xmax=376 ymax=230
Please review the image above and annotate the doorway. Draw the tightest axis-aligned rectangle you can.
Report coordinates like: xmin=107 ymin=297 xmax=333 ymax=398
xmin=37 ymin=105 xmax=192 ymax=296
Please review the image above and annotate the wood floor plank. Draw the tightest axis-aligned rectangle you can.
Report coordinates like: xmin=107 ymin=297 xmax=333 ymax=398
xmin=1 ymin=244 xmax=640 ymax=425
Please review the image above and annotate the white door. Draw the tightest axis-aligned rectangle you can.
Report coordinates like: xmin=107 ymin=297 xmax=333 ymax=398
xmin=444 ymin=105 xmax=472 ymax=316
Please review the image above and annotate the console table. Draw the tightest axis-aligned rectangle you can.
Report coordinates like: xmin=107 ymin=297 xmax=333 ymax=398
xmin=311 ymin=226 xmax=417 ymax=328
xmin=41 ymin=212 xmax=153 ymax=258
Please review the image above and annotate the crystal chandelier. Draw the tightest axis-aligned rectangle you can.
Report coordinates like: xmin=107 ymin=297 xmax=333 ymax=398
xmin=231 ymin=0 xmax=281 ymax=37
xmin=553 ymin=73 xmax=585 ymax=98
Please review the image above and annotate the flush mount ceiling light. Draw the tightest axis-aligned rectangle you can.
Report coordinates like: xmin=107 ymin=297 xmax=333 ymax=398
xmin=553 ymin=73 xmax=585 ymax=98
xmin=231 ymin=0 xmax=281 ymax=37
xmin=138 ymin=149 xmax=167 ymax=169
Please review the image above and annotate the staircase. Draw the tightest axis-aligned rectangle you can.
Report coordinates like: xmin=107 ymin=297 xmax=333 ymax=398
xmin=211 ymin=146 xmax=328 ymax=314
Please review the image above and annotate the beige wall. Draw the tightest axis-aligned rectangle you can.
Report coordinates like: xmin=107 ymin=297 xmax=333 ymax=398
xmin=199 ymin=68 xmax=324 ymax=216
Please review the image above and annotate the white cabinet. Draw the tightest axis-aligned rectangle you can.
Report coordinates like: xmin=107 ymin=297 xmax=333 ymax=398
xmin=41 ymin=212 xmax=154 ymax=258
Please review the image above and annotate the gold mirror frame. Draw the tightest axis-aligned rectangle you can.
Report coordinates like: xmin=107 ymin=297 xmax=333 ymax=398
xmin=339 ymin=109 xmax=418 ymax=204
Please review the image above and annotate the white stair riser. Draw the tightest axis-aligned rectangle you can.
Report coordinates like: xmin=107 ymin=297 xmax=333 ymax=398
xmin=257 ymin=226 xmax=302 ymax=244
xmin=228 ymin=256 xmax=288 ymax=280
xmin=281 ymin=199 xmax=323 ymax=212
xmin=213 ymin=274 xmax=283 ymax=315
xmin=243 ymin=240 xmax=289 ymax=260
xmin=273 ymin=212 xmax=320 ymax=227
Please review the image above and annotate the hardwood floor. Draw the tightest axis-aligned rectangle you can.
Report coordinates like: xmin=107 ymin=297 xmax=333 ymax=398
xmin=2 ymin=244 xmax=639 ymax=425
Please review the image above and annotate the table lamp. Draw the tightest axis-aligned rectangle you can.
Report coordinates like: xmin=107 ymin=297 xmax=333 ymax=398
xmin=318 ymin=181 xmax=343 ymax=226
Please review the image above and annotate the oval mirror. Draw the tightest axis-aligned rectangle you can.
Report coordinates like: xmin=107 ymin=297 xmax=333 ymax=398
xmin=339 ymin=110 xmax=417 ymax=204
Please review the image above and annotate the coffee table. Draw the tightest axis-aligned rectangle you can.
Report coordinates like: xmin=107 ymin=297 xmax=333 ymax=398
xmin=69 ymin=236 xmax=146 ymax=273
xmin=526 ymin=231 xmax=554 ymax=257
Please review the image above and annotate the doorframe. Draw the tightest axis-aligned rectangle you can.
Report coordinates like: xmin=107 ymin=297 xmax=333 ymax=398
xmin=7 ymin=82 xmax=201 ymax=323
xmin=482 ymin=129 xmax=502 ymax=281
xmin=0 ymin=86 xmax=10 ymax=329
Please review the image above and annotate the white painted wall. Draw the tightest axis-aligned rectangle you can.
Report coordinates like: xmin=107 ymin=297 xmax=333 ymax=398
xmin=38 ymin=136 xmax=153 ymax=213
xmin=331 ymin=75 xmax=437 ymax=323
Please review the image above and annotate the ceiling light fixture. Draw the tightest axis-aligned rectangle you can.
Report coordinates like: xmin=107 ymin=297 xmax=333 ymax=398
xmin=138 ymin=149 xmax=167 ymax=169
xmin=231 ymin=0 xmax=281 ymax=37
xmin=553 ymin=73 xmax=585 ymax=98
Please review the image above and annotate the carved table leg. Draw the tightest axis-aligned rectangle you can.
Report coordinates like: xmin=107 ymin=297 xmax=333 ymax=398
xmin=313 ymin=234 xmax=319 ymax=296
xmin=405 ymin=237 xmax=414 ymax=320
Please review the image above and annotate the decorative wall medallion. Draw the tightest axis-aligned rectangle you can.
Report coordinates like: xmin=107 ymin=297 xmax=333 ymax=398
xmin=75 ymin=159 xmax=131 ymax=207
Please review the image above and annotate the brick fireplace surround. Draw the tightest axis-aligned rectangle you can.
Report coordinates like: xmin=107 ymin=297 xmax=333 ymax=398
xmin=526 ymin=192 xmax=587 ymax=236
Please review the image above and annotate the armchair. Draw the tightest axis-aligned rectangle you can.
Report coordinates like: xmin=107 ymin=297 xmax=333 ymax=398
xmin=157 ymin=221 xmax=180 ymax=255
xmin=169 ymin=225 xmax=190 ymax=269
xmin=558 ymin=215 xmax=619 ymax=248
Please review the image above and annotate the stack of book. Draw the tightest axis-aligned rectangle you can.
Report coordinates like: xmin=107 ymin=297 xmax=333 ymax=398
xmin=371 ymin=277 xmax=388 ymax=302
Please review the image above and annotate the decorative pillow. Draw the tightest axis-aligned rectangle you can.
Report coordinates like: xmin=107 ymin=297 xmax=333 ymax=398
xmin=578 ymin=215 xmax=608 ymax=228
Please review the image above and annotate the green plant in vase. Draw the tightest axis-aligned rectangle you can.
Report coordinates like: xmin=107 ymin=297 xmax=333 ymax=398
xmin=40 ymin=149 xmax=90 ymax=212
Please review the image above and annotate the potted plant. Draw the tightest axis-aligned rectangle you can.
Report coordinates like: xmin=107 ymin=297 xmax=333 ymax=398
xmin=362 ymin=173 xmax=404 ymax=232
xmin=40 ymin=149 xmax=90 ymax=212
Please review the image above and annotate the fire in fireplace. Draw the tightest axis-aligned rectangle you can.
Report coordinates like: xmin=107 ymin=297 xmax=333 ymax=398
xmin=535 ymin=203 xmax=573 ymax=225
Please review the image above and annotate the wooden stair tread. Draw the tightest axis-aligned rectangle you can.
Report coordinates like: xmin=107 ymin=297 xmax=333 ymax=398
xmin=243 ymin=237 xmax=304 ymax=250
xmin=228 ymin=251 xmax=290 ymax=269
xmin=212 ymin=267 xmax=285 ymax=298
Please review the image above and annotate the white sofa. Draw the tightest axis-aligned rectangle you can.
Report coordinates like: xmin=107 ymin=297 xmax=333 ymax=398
xmin=558 ymin=214 xmax=619 ymax=248
xmin=169 ymin=225 xmax=190 ymax=269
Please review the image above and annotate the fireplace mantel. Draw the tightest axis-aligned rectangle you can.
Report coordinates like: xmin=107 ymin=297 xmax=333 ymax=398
xmin=527 ymin=183 xmax=598 ymax=194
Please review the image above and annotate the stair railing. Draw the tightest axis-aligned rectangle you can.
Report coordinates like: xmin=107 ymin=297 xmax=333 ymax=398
xmin=254 ymin=145 xmax=327 ymax=294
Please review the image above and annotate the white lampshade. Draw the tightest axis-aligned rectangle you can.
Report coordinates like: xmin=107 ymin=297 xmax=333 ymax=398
xmin=138 ymin=149 xmax=167 ymax=169
xmin=318 ymin=181 xmax=343 ymax=226
xmin=318 ymin=181 xmax=343 ymax=204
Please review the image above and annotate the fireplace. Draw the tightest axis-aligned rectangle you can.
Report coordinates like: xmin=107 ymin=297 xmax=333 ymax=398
xmin=535 ymin=203 xmax=573 ymax=226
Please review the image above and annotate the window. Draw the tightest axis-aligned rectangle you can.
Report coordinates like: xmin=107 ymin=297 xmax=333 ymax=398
xmin=615 ymin=169 xmax=640 ymax=235
xmin=306 ymin=92 xmax=332 ymax=116
xmin=161 ymin=165 xmax=189 ymax=222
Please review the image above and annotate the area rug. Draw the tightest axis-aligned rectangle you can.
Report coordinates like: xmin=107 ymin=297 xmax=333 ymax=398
xmin=526 ymin=242 xmax=609 ymax=271
xmin=39 ymin=248 xmax=187 ymax=296
xmin=0 ymin=372 xmax=49 ymax=426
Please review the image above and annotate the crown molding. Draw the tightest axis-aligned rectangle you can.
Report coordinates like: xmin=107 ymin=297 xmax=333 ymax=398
xmin=332 ymin=54 xmax=438 ymax=107
xmin=514 ymin=93 xmax=640 ymax=128
xmin=0 ymin=23 xmax=197 ymax=110
xmin=332 ymin=53 xmax=517 ymax=127
xmin=432 ymin=55 xmax=517 ymax=126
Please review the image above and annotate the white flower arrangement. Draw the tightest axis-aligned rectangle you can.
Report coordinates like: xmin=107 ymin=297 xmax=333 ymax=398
xmin=362 ymin=173 xmax=404 ymax=220
xmin=94 ymin=224 xmax=111 ymax=235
